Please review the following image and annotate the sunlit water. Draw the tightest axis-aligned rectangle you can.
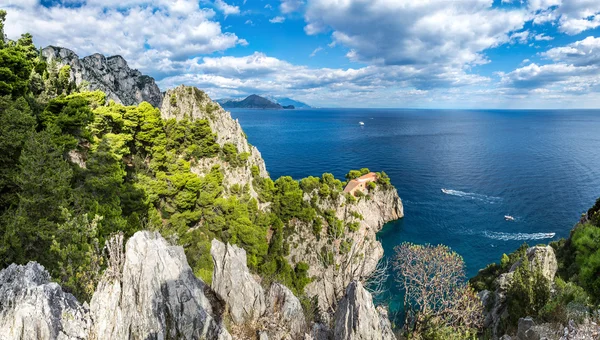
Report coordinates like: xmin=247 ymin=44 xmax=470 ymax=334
xmin=230 ymin=108 xmax=600 ymax=311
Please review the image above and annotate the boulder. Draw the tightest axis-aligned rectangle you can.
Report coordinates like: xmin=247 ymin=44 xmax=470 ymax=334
xmin=211 ymin=239 xmax=266 ymax=324
xmin=0 ymin=262 xmax=91 ymax=340
xmin=517 ymin=317 xmax=540 ymax=340
xmin=333 ymin=281 xmax=395 ymax=340
xmin=90 ymin=231 xmax=230 ymax=339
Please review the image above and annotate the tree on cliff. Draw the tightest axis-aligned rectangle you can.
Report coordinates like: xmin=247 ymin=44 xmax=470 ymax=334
xmin=394 ymin=243 xmax=483 ymax=338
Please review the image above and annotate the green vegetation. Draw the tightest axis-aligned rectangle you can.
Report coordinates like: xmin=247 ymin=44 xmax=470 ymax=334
xmin=470 ymin=199 xmax=600 ymax=334
xmin=0 ymin=13 xmax=399 ymax=312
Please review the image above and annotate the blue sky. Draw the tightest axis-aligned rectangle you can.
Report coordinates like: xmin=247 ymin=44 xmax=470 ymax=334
xmin=3 ymin=0 xmax=600 ymax=108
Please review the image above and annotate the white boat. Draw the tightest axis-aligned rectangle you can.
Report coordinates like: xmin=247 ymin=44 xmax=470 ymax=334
xmin=504 ymin=215 xmax=515 ymax=221
xmin=359 ymin=121 xmax=365 ymax=125
xmin=441 ymin=188 xmax=450 ymax=194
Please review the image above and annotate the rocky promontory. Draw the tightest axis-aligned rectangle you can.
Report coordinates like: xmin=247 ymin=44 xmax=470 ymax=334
xmin=288 ymin=186 xmax=404 ymax=317
xmin=41 ymin=46 xmax=163 ymax=107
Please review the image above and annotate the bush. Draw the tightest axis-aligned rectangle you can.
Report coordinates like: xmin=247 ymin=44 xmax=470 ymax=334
xmin=505 ymin=258 xmax=550 ymax=331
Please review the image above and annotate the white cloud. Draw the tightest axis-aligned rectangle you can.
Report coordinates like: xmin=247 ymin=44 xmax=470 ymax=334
xmin=542 ymin=36 xmax=600 ymax=65
xmin=157 ymin=51 xmax=489 ymax=106
xmin=2 ymin=0 xmax=246 ymax=76
xmin=309 ymin=47 xmax=322 ymax=57
xmin=280 ymin=0 xmax=303 ymax=14
xmin=269 ymin=16 xmax=285 ymax=23
xmin=534 ymin=33 xmax=554 ymax=41
xmin=529 ymin=0 xmax=600 ymax=35
xmin=500 ymin=37 xmax=600 ymax=95
xmin=303 ymin=0 xmax=528 ymax=67
xmin=214 ymin=0 xmax=240 ymax=16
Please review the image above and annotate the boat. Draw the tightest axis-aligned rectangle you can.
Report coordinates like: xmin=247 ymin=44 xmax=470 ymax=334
xmin=504 ymin=215 xmax=515 ymax=221
xmin=441 ymin=188 xmax=450 ymax=194
xmin=359 ymin=121 xmax=365 ymax=125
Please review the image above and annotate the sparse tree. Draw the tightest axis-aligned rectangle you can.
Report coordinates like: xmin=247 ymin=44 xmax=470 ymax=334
xmin=393 ymin=243 xmax=483 ymax=336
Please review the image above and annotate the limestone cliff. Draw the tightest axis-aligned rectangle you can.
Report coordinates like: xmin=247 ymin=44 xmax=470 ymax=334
xmin=0 ymin=232 xmax=231 ymax=340
xmin=0 ymin=262 xmax=91 ymax=340
xmin=41 ymin=46 xmax=163 ymax=107
xmin=333 ymin=281 xmax=395 ymax=340
xmin=90 ymin=231 xmax=231 ymax=339
xmin=160 ymin=85 xmax=269 ymax=200
xmin=287 ymin=187 xmax=404 ymax=317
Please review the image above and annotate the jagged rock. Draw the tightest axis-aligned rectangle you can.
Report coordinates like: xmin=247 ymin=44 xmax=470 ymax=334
xmin=510 ymin=246 xmax=558 ymax=284
xmin=517 ymin=317 xmax=540 ymax=340
xmin=211 ymin=239 xmax=266 ymax=324
xmin=0 ymin=262 xmax=91 ymax=340
xmin=161 ymin=86 xmax=269 ymax=201
xmin=287 ymin=187 xmax=403 ymax=316
xmin=90 ymin=231 xmax=231 ymax=340
xmin=333 ymin=281 xmax=395 ymax=340
xmin=264 ymin=283 xmax=308 ymax=338
xmin=41 ymin=46 xmax=163 ymax=107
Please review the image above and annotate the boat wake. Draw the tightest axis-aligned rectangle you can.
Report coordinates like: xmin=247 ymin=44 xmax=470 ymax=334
xmin=482 ymin=231 xmax=556 ymax=241
xmin=441 ymin=188 xmax=502 ymax=203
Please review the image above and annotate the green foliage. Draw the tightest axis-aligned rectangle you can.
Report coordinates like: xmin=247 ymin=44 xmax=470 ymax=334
xmin=570 ymin=222 xmax=600 ymax=301
xmin=1 ymin=130 xmax=73 ymax=267
xmin=376 ymin=171 xmax=392 ymax=189
xmin=0 ymin=39 xmax=34 ymax=97
xmin=0 ymin=97 xmax=35 ymax=211
xmin=470 ymin=244 xmax=528 ymax=292
xmin=170 ymin=93 xmax=177 ymax=106
xmin=539 ymin=277 xmax=590 ymax=324
xmin=422 ymin=326 xmax=478 ymax=340
xmin=300 ymin=176 xmax=320 ymax=193
xmin=50 ymin=210 xmax=103 ymax=301
xmin=505 ymin=258 xmax=550 ymax=331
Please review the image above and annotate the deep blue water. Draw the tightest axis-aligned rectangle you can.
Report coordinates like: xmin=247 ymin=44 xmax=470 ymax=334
xmin=230 ymin=108 xmax=600 ymax=308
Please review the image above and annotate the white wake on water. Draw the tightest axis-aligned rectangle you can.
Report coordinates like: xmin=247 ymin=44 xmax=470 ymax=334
xmin=441 ymin=188 xmax=502 ymax=203
xmin=482 ymin=231 xmax=556 ymax=241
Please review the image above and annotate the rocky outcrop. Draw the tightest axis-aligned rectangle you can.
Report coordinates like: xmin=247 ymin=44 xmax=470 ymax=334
xmin=41 ymin=46 xmax=163 ymax=107
xmin=263 ymin=283 xmax=308 ymax=339
xmin=89 ymin=231 xmax=231 ymax=340
xmin=211 ymin=239 xmax=266 ymax=325
xmin=481 ymin=246 xmax=559 ymax=338
xmin=333 ymin=281 xmax=395 ymax=340
xmin=509 ymin=246 xmax=558 ymax=284
xmin=0 ymin=262 xmax=91 ymax=340
xmin=287 ymin=187 xmax=403 ymax=316
xmin=161 ymin=86 xmax=269 ymax=201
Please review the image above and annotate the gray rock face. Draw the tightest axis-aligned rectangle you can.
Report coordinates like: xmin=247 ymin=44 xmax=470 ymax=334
xmin=517 ymin=317 xmax=540 ymax=340
xmin=41 ymin=46 xmax=163 ymax=107
xmin=161 ymin=86 xmax=269 ymax=201
xmin=210 ymin=239 xmax=266 ymax=324
xmin=510 ymin=246 xmax=558 ymax=284
xmin=333 ymin=281 xmax=395 ymax=340
xmin=264 ymin=283 xmax=308 ymax=338
xmin=0 ymin=262 xmax=91 ymax=340
xmin=90 ymin=231 xmax=231 ymax=340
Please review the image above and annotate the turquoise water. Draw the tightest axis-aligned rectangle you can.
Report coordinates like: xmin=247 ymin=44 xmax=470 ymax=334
xmin=230 ymin=108 xmax=600 ymax=307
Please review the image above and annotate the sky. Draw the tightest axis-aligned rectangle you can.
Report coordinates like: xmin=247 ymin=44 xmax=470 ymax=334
xmin=2 ymin=0 xmax=600 ymax=108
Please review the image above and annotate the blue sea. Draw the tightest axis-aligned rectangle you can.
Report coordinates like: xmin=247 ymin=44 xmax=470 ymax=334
xmin=230 ymin=108 xmax=600 ymax=308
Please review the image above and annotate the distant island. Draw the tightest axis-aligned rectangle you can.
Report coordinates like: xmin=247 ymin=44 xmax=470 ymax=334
xmin=217 ymin=94 xmax=310 ymax=109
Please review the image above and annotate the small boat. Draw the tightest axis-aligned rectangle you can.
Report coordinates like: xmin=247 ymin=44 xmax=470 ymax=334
xmin=504 ymin=215 xmax=515 ymax=221
xmin=359 ymin=121 xmax=365 ymax=126
xmin=441 ymin=188 xmax=450 ymax=194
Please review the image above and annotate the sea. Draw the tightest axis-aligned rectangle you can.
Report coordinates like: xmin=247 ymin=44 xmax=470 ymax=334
xmin=229 ymin=107 xmax=600 ymax=310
